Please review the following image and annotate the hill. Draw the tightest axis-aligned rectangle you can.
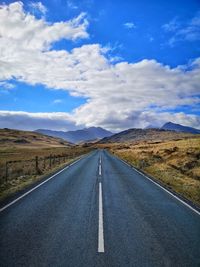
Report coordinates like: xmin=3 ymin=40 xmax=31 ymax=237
xmin=161 ymin=122 xmax=200 ymax=134
xmin=0 ymin=128 xmax=71 ymax=148
xmin=36 ymin=127 xmax=113 ymax=143
xmin=0 ymin=128 xmax=93 ymax=201
xmin=103 ymin=137 xmax=200 ymax=206
xmin=99 ymin=128 xmax=198 ymax=143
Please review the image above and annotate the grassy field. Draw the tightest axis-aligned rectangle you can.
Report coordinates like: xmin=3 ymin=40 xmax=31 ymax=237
xmin=0 ymin=146 xmax=92 ymax=201
xmin=0 ymin=128 xmax=93 ymax=201
xmin=98 ymin=137 xmax=200 ymax=206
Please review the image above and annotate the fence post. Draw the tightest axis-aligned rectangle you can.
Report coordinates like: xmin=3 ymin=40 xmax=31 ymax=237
xmin=35 ymin=156 xmax=41 ymax=174
xmin=43 ymin=157 xmax=46 ymax=170
xmin=36 ymin=156 xmax=42 ymax=175
xmin=35 ymin=156 xmax=39 ymax=174
xmin=49 ymin=155 xmax=52 ymax=168
xmin=5 ymin=161 xmax=8 ymax=182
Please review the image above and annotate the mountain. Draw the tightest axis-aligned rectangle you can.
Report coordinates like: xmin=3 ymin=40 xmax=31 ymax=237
xmin=99 ymin=128 xmax=196 ymax=143
xmin=36 ymin=127 xmax=113 ymax=144
xmin=0 ymin=128 xmax=71 ymax=148
xmin=161 ymin=122 xmax=200 ymax=134
xmin=144 ymin=124 xmax=158 ymax=129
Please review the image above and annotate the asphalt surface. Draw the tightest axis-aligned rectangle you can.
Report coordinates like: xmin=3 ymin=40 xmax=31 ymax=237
xmin=0 ymin=149 xmax=200 ymax=267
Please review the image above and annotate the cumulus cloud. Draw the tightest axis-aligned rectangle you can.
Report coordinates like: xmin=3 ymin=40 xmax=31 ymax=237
xmin=0 ymin=2 xmax=88 ymax=52
xmin=0 ymin=2 xmax=199 ymax=131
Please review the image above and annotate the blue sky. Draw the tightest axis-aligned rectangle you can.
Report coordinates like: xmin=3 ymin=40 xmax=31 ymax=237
xmin=0 ymin=0 xmax=200 ymax=131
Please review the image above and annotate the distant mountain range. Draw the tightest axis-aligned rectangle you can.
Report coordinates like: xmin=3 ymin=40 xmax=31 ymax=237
xmin=35 ymin=122 xmax=199 ymax=144
xmin=161 ymin=122 xmax=200 ymax=134
xmin=99 ymin=128 xmax=192 ymax=143
xmin=36 ymin=127 xmax=113 ymax=144
xmin=99 ymin=122 xmax=200 ymax=143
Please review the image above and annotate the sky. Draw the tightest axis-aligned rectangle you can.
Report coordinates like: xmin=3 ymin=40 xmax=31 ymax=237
xmin=0 ymin=0 xmax=200 ymax=132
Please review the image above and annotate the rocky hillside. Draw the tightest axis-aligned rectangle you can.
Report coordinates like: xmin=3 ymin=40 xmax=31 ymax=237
xmin=99 ymin=128 xmax=198 ymax=143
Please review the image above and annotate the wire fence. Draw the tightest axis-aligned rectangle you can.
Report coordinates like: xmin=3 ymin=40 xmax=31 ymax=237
xmin=0 ymin=152 xmax=83 ymax=185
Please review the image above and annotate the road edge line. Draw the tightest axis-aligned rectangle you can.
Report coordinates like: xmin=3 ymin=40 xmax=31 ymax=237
xmin=0 ymin=154 xmax=88 ymax=213
xmin=113 ymin=154 xmax=200 ymax=216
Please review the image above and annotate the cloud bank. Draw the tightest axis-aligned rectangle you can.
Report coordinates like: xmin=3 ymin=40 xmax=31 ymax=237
xmin=0 ymin=2 xmax=200 ymax=131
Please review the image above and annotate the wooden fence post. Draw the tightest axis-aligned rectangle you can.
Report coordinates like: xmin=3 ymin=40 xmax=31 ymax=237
xmin=49 ymin=155 xmax=52 ymax=168
xmin=35 ymin=156 xmax=39 ymax=174
xmin=5 ymin=161 xmax=8 ymax=182
xmin=43 ymin=158 xmax=46 ymax=170
xmin=35 ymin=156 xmax=42 ymax=175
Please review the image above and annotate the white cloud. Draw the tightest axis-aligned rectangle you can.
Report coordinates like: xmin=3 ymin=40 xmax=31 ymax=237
xmin=162 ymin=17 xmax=180 ymax=32
xmin=66 ymin=0 xmax=93 ymax=10
xmin=0 ymin=110 xmax=199 ymax=132
xmin=53 ymin=99 xmax=63 ymax=104
xmin=0 ymin=2 xmax=199 ymax=131
xmin=29 ymin=1 xmax=47 ymax=15
xmin=0 ymin=81 xmax=15 ymax=89
xmin=124 ymin=22 xmax=136 ymax=29
xmin=0 ymin=2 xmax=88 ymax=51
xmin=0 ymin=111 xmax=78 ymax=131
xmin=67 ymin=0 xmax=78 ymax=9
xmin=109 ymin=55 xmax=123 ymax=63
xmin=163 ymin=12 xmax=200 ymax=45
xmin=149 ymin=36 xmax=154 ymax=42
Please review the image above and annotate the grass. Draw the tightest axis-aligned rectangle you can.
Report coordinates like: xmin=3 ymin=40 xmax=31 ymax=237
xmin=98 ymin=138 xmax=200 ymax=207
xmin=0 ymin=128 xmax=93 ymax=201
xmin=0 ymin=146 xmax=92 ymax=201
xmin=0 ymin=156 xmax=81 ymax=201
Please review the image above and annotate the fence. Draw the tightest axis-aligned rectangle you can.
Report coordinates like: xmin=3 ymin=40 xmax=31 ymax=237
xmin=1 ymin=152 xmax=82 ymax=185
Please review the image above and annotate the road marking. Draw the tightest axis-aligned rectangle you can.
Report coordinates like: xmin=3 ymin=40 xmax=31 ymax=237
xmin=98 ymin=182 xmax=105 ymax=253
xmin=0 ymin=156 xmax=85 ymax=213
xmin=119 ymin=158 xmax=200 ymax=216
xmin=100 ymin=156 xmax=101 ymax=164
xmin=99 ymin=164 xmax=102 ymax=176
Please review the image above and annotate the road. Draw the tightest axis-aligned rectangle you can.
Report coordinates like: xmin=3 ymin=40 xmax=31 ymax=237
xmin=0 ymin=150 xmax=200 ymax=267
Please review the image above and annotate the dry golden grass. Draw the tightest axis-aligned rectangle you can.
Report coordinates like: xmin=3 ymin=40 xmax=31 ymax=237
xmin=0 ymin=128 xmax=93 ymax=201
xmin=0 ymin=146 xmax=92 ymax=201
xmin=100 ymin=138 xmax=200 ymax=206
xmin=0 ymin=157 xmax=81 ymax=201
xmin=0 ymin=146 xmax=86 ymax=164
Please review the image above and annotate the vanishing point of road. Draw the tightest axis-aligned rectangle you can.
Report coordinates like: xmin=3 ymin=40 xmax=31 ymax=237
xmin=0 ymin=150 xmax=200 ymax=267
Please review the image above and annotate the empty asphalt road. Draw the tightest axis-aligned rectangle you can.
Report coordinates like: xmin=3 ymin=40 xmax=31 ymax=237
xmin=0 ymin=150 xmax=200 ymax=267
